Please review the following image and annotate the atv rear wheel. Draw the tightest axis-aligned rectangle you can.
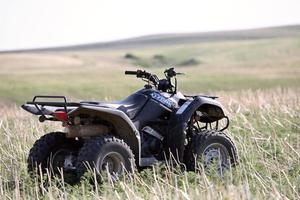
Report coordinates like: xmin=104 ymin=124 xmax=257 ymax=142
xmin=76 ymin=135 xmax=135 ymax=182
xmin=184 ymin=130 xmax=238 ymax=175
xmin=27 ymin=132 xmax=81 ymax=184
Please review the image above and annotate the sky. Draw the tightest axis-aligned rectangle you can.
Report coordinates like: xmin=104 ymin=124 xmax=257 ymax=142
xmin=0 ymin=0 xmax=300 ymax=51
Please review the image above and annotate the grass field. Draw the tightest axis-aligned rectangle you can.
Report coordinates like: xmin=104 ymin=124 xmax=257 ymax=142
xmin=0 ymin=26 xmax=299 ymax=199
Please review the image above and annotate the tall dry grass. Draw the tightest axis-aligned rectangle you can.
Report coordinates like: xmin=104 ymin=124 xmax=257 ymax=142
xmin=0 ymin=87 xmax=299 ymax=199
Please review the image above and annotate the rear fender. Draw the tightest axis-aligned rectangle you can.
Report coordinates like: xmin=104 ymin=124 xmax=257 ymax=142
xmin=68 ymin=105 xmax=141 ymax=165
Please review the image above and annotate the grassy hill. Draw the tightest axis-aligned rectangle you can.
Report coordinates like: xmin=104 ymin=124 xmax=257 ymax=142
xmin=0 ymin=25 xmax=299 ymax=199
xmin=0 ymin=25 xmax=299 ymax=103
xmin=2 ymin=24 xmax=300 ymax=52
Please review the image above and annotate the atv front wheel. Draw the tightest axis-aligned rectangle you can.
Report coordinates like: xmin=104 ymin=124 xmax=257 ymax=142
xmin=76 ymin=135 xmax=135 ymax=182
xmin=184 ymin=130 xmax=238 ymax=175
xmin=27 ymin=132 xmax=81 ymax=183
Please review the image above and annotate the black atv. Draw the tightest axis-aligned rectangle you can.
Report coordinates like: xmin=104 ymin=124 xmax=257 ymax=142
xmin=22 ymin=68 xmax=237 ymax=182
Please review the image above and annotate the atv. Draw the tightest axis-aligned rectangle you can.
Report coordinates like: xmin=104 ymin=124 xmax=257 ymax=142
xmin=22 ymin=68 xmax=237 ymax=183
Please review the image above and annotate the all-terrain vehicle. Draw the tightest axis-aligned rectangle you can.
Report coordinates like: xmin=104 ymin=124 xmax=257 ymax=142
xmin=22 ymin=68 xmax=237 ymax=182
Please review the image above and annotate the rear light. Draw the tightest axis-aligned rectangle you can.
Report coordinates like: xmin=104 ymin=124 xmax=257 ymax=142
xmin=53 ymin=111 xmax=68 ymax=121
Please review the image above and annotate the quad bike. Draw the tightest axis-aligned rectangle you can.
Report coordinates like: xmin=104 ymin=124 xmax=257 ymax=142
xmin=22 ymin=68 xmax=238 ymax=183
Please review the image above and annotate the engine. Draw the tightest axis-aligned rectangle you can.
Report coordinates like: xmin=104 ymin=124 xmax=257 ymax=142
xmin=141 ymin=126 xmax=163 ymax=157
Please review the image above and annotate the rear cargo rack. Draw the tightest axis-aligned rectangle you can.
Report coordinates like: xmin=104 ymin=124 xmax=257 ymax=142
xmin=26 ymin=95 xmax=80 ymax=121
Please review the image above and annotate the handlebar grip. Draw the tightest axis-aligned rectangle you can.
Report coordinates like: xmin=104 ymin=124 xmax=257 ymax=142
xmin=125 ymin=71 xmax=137 ymax=75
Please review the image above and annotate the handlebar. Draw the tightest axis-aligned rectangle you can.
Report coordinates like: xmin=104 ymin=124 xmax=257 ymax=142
xmin=125 ymin=71 xmax=137 ymax=75
xmin=125 ymin=70 xmax=150 ymax=78
xmin=125 ymin=70 xmax=159 ymax=86
xmin=125 ymin=68 xmax=183 ymax=92
xmin=125 ymin=70 xmax=151 ymax=78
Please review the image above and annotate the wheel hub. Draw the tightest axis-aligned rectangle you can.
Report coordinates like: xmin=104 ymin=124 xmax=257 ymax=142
xmin=202 ymin=143 xmax=230 ymax=174
xmin=51 ymin=149 xmax=77 ymax=172
xmin=99 ymin=152 xmax=125 ymax=178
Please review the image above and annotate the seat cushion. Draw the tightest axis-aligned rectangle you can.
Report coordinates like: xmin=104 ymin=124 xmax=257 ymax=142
xmin=80 ymin=94 xmax=148 ymax=119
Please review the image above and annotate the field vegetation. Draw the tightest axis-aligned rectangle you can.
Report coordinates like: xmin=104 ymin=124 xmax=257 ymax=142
xmin=0 ymin=26 xmax=299 ymax=199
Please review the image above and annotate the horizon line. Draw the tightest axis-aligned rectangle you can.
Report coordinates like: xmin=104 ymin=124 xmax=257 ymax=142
xmin=1 ymin=23 xmax=299 ymax=53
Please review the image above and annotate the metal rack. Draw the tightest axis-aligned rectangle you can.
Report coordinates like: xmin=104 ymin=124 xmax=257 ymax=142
xmin=26 ymin=95 xmax=80 ymax=121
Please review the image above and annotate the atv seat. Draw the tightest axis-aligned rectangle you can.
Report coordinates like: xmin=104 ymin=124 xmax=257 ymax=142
xmin=81 ymin=93 xmax=148 ymax=119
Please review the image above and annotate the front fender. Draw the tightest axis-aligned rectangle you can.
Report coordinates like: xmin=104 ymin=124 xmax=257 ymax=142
xmin=196 ymin=96 xmax=225 ymax=123
xmin=68 ymin=105 xmax=141 ymax=165
xmin=176 ymin=96 xmax=225 ymax=123
xmin=167 ymin=96 xmax=226 ymax=161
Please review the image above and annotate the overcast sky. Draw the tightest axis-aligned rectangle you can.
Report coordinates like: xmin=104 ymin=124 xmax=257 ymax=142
xmin=0 ymin=0 xmax=300 ymax=51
